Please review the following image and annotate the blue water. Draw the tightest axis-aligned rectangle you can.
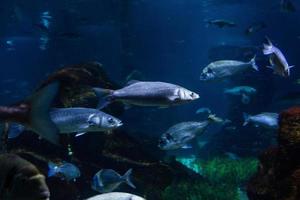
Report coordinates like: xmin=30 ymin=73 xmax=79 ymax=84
xmin=0 ymin=0 xmax=300 ymax=199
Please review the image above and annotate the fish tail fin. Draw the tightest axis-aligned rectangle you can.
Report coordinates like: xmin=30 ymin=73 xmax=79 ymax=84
xmin=249 ymin=55 xmax=259 ymax=71
xmin=243 ymin=113 xmax=250 ymax=126
xmin=123 ymin=168 xmax=136 ymax=189
xmin=48 ymin=162 xmax=57 ymax=177
xmin=29 ymin=82 xmax=60 ymax=145
xmin=93 ymin=87 xmax=114 ymax=109
xmin=263 ymin=36 xmax=274 ymax=55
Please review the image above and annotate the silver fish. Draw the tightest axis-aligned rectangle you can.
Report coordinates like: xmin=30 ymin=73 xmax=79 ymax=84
xmin=95 ymin=81 xmax=199 ymax=108
xmin=91 ymin=169 xmax=135 ymax=193
xmin=158 ymin=116 xmax=220 ymax=150
xmin=263 ymin=37 xmax=294 ymax=77
xmin=50 ymin=108 xmax=123 ymax=136
xmin=86 ymin=192 xmax=145 ymax=200
xmin=243 ymin=112 xmax=278 ymax=129
xmin=7 ymin=108 xmax=123 ymax=138
xmin=200 ymin=56 xmax=258 ymax=81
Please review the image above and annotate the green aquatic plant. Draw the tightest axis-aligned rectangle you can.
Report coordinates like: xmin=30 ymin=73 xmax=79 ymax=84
xmin=168 ymin=157 xmax=258 ymax=200
xmin=162 ymin=180 xmax=239 ymax=200
xmin=199 ymin=157 xmax=258 ymax=185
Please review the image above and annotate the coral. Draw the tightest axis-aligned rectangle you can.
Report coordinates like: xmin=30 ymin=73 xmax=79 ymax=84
xmin=247 ymin=106 xmax=300 ymax=200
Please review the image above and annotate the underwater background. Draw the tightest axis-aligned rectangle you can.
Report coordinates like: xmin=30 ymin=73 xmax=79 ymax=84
xmin=0 ymin=0 xmax=300 ymax=200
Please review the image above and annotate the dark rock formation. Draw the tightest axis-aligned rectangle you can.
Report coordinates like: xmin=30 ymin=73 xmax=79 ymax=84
xmin=247 ymin=107 xmax=300 ymax=200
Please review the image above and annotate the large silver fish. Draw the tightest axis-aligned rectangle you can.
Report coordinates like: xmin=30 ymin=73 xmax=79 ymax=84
xmin=86 ymin=192 xmax=145 ymax=200
xmin=50 ymin=108 xmax=123 ymax=136
xmin=200 ymin=56 xmax=258 ymax=81
xmin=94 ymin=81 xmax=199 ymax=108
xmin=263 ymin=37 xmax=294 ymax=77
xmin=243 ymin=112 xmax=278 ymax=129
xmin=6 ymin=108 xmax=123 ymax=138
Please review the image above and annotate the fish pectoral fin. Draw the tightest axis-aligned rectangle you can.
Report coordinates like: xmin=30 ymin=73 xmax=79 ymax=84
xmin=266 ymin=65 xmax=273 ymax=69
xmin=168 ymin=95 xmax=179 ymax=101
xmin=75 ymin=132 xmax=86 ymax=137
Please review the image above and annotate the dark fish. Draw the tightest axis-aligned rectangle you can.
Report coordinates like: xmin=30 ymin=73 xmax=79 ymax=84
xmin=0 ymin=153 xmax=50 ymax=200
xmin=91 ymin=169 xmax=135 ymax=193
xmin=281 ymin=0 xmax=296 ymax=12
xmin=0 ymin=82 xmax=60 ymax=144
xmin=205 ymin=19 xmax=236 ymax=28
xmin=245 ymin=22 xmax=267 ymax=35
xmin=48 ymin=161 xmax=80 ymax=181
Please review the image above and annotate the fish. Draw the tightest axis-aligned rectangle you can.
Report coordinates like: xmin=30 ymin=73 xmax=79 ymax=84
xmin=263 ymin=37 xmax=294 ymax=77
xmin=243 ymin=112 xmax=278 ymax=129
xmin=280 ymin=0 xmax=296 ymax=12
xmin=86 ymin=192 xmax=145 ymax=200
xmin=91 ymin=169 xmax=135 ymax=193
xmin=94 ymin=81 xmax=199 ymax=109
xmin=205 ymin=19 xmax=236 ymax=28
xmin=48 ymin=161 xmax=80 ymax=181
xmin=245 ymin=22 xmax=267 ymax=35
xmin=5 ymin=108 xmax=123 ymax=138
xmin=224 ymin=152 xmax=240 ymax=160
xmin=224 ymin=86 xmax=256 ymax=104
xmin=195 ymin=107 xmax=212 ymax=115
xmin=0 ymin=123 xmax=25 ymax=139
xmin=200 ymin=56 xmax=258 ymax=81
xmin=158 ymin=115 xmax=220 ymax=150
xmin=0 ymin=153 xmax=50 ymax=200
xmin=0 ymin=82 xmax=60 ymax=145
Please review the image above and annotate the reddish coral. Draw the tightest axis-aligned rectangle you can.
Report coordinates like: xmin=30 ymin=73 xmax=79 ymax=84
xmin=248 ymin=106 xmax=300 ymax=200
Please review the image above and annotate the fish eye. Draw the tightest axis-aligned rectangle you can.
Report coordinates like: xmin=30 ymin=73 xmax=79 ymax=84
xmin=108 ymin=117 xmax=114 ymax=123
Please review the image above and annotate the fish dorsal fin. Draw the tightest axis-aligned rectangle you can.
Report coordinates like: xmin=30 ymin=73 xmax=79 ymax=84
xmin=126 ymin=80 xmax=140 ymax=86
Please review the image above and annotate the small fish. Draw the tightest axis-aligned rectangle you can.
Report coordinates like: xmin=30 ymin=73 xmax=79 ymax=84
xmin=48 ymin=161 xmax=80 ymax=181
xmin=280 ymin=0 xmax=296 ymax=12
xmin=224 ymin=86 xmax=256 ymax=104
xmin=0 ymin=153 xmax=50 ymax=200
xmin=0 ymin=82 xmax=60 ymax=145
xmin=243 ymin=112 xmax=278 ymax=129
xmin=205 ymin=19 xmax=236 ymax=28
xmin=94 ymin=81 xmax=199 ymax=109
xmin=91 ymin=169 xmax=135 ymax=193
xmin=263 ymin=37 xmax=294 ymax=77
xmin=158 ymin=115 xmax=220 ymax=150
xmin=224 ymin=152 xmax=240 ymax=160
xmin=245 ymin=22 xmax=266 ymax=35
xmin=86 ymin=192 xmax=145 ymax=200
xmin=195 ymin=107 xmax=212 ymax=115
xmin=200 ymin=56 xmax=258 ymax=81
